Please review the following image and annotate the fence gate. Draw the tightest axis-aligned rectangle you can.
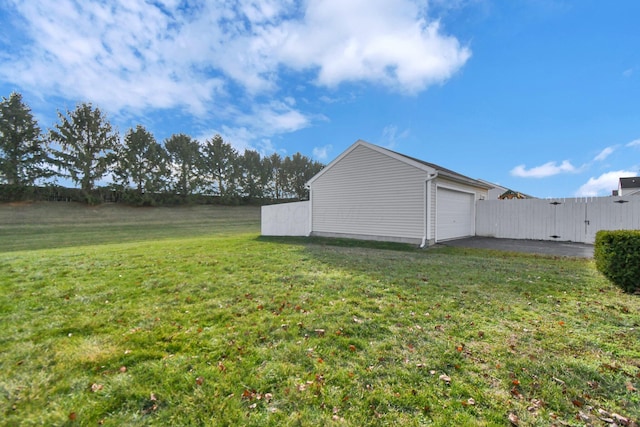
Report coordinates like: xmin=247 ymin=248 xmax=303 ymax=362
xmin=476 ymin=197 xmax=640 ymax=244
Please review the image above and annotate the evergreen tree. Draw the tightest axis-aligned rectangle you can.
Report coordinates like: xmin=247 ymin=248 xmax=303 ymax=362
xmin=114 ymin=125 xmax=169 ymax=197
xmin=266 ymin=152 xmax=283 ymax=200
xmin=49 ymin=103 xmax=118 ymax=196
xmin=283 ymin=152 xmax=323 ymax=200
xmin=239 ymin=149 xmax=263 ymax=201
xmin=201 ymin=134 xmax=238 ymax=200
xmin=0 ymin=92 xmax=51 ymax=186
xmin=164 ymin=133 xmax=201 ymax=198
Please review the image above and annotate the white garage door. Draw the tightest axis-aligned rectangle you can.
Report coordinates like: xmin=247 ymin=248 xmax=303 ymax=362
xmin=436 ymin=188 xmax=474 ymax=241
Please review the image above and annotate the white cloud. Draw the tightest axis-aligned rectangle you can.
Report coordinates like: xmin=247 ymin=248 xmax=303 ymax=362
xmin=626 ymin=138 xmax=640 ymax=148
xmin=273 ymin=0 xmax=471 ymax=93
xmin=312 ymin=145 xmax=332 ymax=161
xmin=2 ymin=0 xmax=227 ymax=115
xmin=1 ymin=0 xmax=470 ymax=111
xmin=576 ymin=170 xmax=637 ymax=197
xmin=381 ymin=125 xmax=410 ymax=149
xmin=195 ymin=99 xmax=314 ymax=154
xmin=510 ymin=160 xmax=577 ymax=178
xmin=593 ymin=146 xmax=616 ymax=162
xmin=0 ymin=0 xmax=471 ymax=150
xmin=249 ymin=102 xmax=311 ymax=135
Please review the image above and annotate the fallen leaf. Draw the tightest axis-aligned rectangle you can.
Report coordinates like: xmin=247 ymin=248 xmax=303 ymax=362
xmin=612 ymin=413 xmax=630 ymax=425
xmin=69 ymin=412 xmax=77 ymax=421
xmin=119 ymin=366 xmax=127 ymax=373
xmin=527 ymin=398 xmax=543 ymax=412
xmin=196 ymin=376 xmax=204 ymax=386
xmin=508 ymin=412 xmax=519 ymax=425
xmin=577 ymin=411 xmax=591 ymax=422
xmin=439 ymin=374 xmax=451 ymax=384
xmin=348 ymin=344 xmax=356 ymax=352
xmin=90 ymin=383 xmax=103 ymax=393
xmin=625 ymin=382 xmax=637 ymax=392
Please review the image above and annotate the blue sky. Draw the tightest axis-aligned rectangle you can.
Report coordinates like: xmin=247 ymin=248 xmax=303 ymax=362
xmin=1 ymin=0 xmax=639 ymax=197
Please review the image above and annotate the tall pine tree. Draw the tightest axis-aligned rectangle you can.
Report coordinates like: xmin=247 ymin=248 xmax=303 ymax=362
xmin=201 ymin=134 xmax=238 ymax=200
xmin=49 ymin=103 xmax=118 ymax=197
xmin=0 ymin=92 xmax=51 ymax=186
xmin=165 ymin=133 xmax=201 ymax=198
xmin=114 ymin=125 xmax=169 ymax=196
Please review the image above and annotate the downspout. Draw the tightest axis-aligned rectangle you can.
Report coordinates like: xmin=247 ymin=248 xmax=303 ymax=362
xmin=419 ymin=172 xmax=438 ymax=248
xmin=306 ymin=184 xmax=312 ymax=237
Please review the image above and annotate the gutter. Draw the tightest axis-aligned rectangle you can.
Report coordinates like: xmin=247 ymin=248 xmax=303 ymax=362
xmin=420 ymin=171 xmax=438 ymax=248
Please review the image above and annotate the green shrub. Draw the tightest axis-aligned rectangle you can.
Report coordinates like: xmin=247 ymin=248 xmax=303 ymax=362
xmin=594 ymin=230 xmax=640 ymax=293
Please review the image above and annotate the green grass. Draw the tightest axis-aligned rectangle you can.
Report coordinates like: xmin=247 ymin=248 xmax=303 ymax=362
xmin=1 ymin=203 xmax=639 ymax=426
xmin=0 ymin=201 xmax=261 ymax=252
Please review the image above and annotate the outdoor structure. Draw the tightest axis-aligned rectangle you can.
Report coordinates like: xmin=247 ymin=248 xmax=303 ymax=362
xmin=261 ymin=142 xmax=640 ymax=246
xmin=477 ymin=179 xmax=533 ymax=200
xmin=476 ymin=196 xmax=640 ymax=244
xmin=618 ymin=177 xmax=640 ymax=196
xmin=262 ymin=140 xmax=490 ymax=245
xmin=498 ymin=190 xmax=530 ymax=200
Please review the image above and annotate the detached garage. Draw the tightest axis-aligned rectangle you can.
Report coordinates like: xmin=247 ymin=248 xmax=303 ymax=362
xmin=306 ymin=140 xmax=490 ymax=246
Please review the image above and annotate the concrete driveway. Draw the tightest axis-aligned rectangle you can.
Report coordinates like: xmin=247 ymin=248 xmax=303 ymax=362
xmin=439 ymin=237 xmax=594 ymax=258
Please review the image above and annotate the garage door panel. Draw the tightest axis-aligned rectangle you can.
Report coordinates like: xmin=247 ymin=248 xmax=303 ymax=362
xmin=437 ymin=188 xmax=474 ymax=241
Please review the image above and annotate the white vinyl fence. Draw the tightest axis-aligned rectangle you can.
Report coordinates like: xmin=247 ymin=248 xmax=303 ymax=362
xmin=261 ymin=201 xmax=310 ymax=236
xmin=476 ymin=197 xmax=640 ymax=244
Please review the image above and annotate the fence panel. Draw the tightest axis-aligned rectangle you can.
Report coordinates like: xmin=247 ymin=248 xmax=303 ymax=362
xmin=261 ymin=201 xmax=310 ymax=236
xmin=477 ymin=197 xmax=640 ymax=243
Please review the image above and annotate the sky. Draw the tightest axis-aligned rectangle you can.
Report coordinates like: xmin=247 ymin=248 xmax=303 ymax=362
xmin=1 ymin=0 xmax=639 ymax=198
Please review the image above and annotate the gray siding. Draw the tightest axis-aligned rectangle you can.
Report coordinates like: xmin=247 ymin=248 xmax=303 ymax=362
xmin=311 ymin=144 xmax=428 ymax=241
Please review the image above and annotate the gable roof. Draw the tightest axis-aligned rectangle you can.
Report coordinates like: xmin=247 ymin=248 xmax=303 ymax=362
xmin=619 ymin=177 xmax=640 ymax=189
xmin=307 ymin=140 xmax=491 ymax=189
xmin=477 ymin=178 xmax=535 ymax=199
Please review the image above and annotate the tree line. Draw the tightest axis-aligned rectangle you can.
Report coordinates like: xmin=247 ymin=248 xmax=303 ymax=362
xmin=0 ymin=92 xmax=323 ymax=205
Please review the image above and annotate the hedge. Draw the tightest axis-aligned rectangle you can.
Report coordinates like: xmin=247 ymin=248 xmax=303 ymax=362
xmin=594 ymin=230 xmax=640 ymax=294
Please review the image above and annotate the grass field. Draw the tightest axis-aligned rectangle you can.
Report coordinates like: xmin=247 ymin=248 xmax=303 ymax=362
xmin=1 ymin=202 xmax=639 ymax=426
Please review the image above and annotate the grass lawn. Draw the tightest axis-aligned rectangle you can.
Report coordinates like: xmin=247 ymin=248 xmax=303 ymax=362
xmin=1 ymin=203 xmax=639 ymax=426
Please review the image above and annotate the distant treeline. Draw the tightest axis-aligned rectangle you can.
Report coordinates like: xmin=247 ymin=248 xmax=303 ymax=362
xmin=0 ymin=92 xmax=323 ymax=205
